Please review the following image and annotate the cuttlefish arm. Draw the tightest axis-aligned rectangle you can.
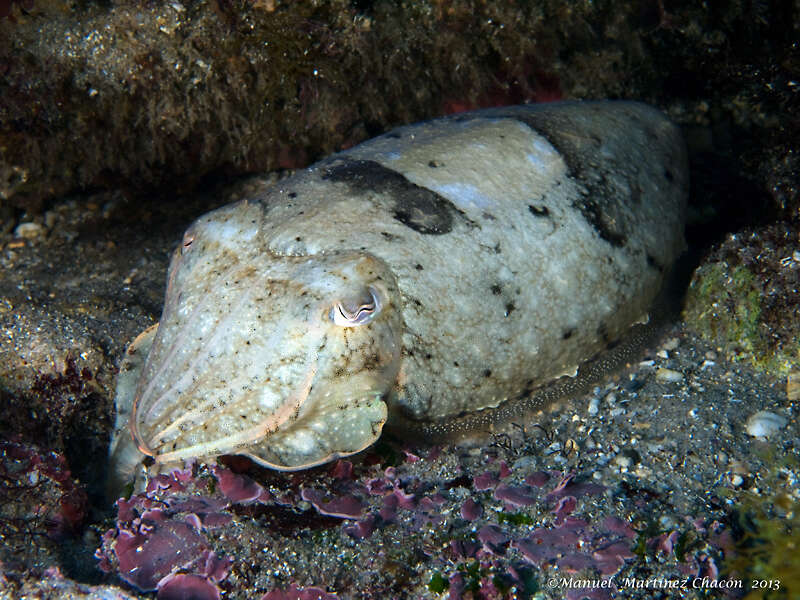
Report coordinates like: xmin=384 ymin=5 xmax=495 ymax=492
xmin=106 ymin=324 xmax=158 ymax=499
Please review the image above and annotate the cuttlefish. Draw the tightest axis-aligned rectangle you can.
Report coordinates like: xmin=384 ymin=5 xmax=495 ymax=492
xmin=108 ymin=101 xmax=688 ymax=495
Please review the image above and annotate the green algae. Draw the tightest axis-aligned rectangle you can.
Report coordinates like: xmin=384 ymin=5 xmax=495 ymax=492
xmin=428 ymin=571 xmax=448 ymax=593
xmin=721 ymin=454 xmax=800 ymax=599
xmin=497 ymin=511 xmax=535 ymax=526
xmin=684 ymin=260 xmax=799 ymax=374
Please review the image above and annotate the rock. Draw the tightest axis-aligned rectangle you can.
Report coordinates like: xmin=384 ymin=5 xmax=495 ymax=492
xmin=656 ymin=368 xmax=684 ymax=383
xmin=13 ymin=221 xmax=45 ymax=239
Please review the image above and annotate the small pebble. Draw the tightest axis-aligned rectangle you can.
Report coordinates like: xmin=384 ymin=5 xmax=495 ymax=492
xmin=787 ymin=371 xmax=800 ymax=402
xmin=745 ymin=410 xmax=787 ymax=438
xmin=659 ymin=515 xmax=677 ymax=529
xmin=662 ymin=337 xmax=680 ymax=351
xmin=511 ymin=456 xmax=536 ymax=471
xmin=614 ymin=455 xmax=632 ymax=469
xmin=730 ymin=474 xmax=744 ymax=487
xmin=546 ymin=441 xmax=562 ymax=453
xmin=44 ymin=210 xmax=57 ymax=230
xmin=14 ymin=222 xmax=45 ymax=239
xmin=729 ymin=459 xmax=749 ymax=475
xmin=656 ymin=368 xmax=684 ymax=383
xmin=588 ymin=396 xmax=600 ymax=416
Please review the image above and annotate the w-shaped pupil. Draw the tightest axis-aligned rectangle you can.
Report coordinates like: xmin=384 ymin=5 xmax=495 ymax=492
xmin=331 ymin=288 xmax=380 ymax=326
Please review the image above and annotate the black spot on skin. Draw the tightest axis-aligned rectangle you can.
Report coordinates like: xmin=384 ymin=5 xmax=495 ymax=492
xmin=482 ymin=212 xmax=496 ymax=220
xmin=664 ymin=169 xmax=674 ymax=182
xmin=321 ymin=158 xmax=469 ymax=235
xmin=528 ymin=204 xmax=550 ymax=217
xmin=573 ymin=198 xmax=627 ymax=247
xmin=288 ymin=192 xmax=297 ymax=198
xmin=483 ymin=369 xmax=492 ymax=377
xmin=562 ymin=328 xmax=574 ymax=340
xmin=646 ymin=253 xmax=664 ymax=272
xmin=451 ymin=107 xmax=645 ymax=251
xmin=415 ymin=263 xmax=424 ymax=270
xmin=490 ymin=284 xmax=502 ymax=295
xmin=428 ymin=160 xmax=441 ymax=168
xmin=504 ymin=302 xmax=515 ymax=316
xmin=380 ymin=231 xmax=400 ymax=241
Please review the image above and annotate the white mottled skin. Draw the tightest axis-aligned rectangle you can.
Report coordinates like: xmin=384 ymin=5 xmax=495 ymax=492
xmin=108 ymin=101 xmax=687 ymax=492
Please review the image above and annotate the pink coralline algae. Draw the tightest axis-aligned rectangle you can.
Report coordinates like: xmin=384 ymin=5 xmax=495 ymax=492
xmin=158 ymin=573 xmax=221 ymax=600
xmin=0 ymin=440 xmax=88 ymax=539
xmin=460 ymin=498 xmax=483 ymax=521
xmin=436 ymin=463 xmax=642 ymax=599
xmin=494 ymin=483 xmax=537 ymax=507
xmin=525 ymin=471 xmax=551 ymax=487
xmin=544 ymin=471 xmax=606 ymax=501
xmin=509 ymin=514 xmax=632 ymax=598
xmin=477 ymin=525 xmax=510 ymax=556
xmin=552 ymin=495 xmax=578 ymax=523
xmin=474 ymin=471 xmax=500 ymax=491
xmin=213 ymin=465 xmax=270 ymax=503
xmin=114 ymin=516 xmax=209 ymax=590
xmin=98 ymin=465 xmax=235 ymax=594
xmin=94 ymin=445 xmax=732 ymax=599
xmin=301 ymin=488 xmax=365 ymax=519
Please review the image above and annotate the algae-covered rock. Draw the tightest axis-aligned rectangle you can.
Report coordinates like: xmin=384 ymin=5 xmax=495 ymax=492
xmin=683 ymin=223 xmax=800 ymax=373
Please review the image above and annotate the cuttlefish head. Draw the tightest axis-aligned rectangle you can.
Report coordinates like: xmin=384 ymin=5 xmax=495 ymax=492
xmin=110 ymin=201 xmax=403 ymax=489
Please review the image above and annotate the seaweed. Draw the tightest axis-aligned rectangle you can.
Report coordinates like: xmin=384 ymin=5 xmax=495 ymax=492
xmin=722 ymin=455 xmax=800 ymax=599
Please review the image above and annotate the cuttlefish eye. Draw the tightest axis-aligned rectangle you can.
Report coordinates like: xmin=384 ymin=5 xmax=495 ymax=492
xmin=329 ymin=286 xmax=382 ymax=327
